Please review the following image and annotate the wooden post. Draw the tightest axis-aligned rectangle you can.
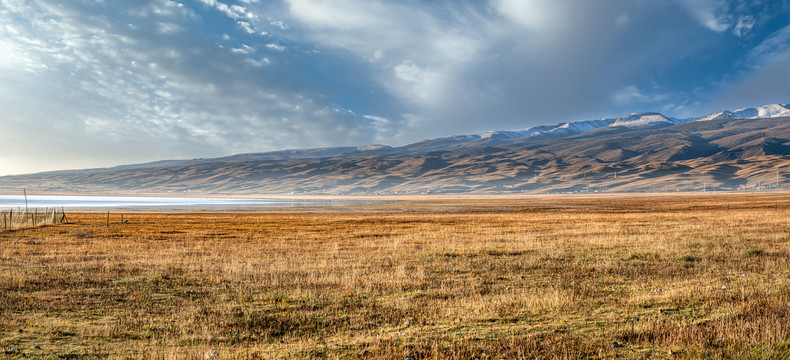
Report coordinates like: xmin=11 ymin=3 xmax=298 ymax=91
xmin=60 ymin=207 xmax=66 ymax=223
xmin=106 ymin=211 xmax=110 ymax=227
xmin=9 ymin=209 xmax=12 ymax=230
xmin=52 ymin=208 xmax=57 ymax=224
xmin=3 ymin=213 xmax=6 ymax=231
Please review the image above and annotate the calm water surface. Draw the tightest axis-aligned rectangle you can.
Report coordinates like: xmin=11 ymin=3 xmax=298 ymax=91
xmin=0 ymin=195 xmax=355 ymax=210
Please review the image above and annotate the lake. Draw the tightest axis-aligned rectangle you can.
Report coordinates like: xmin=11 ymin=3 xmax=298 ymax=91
xmin=0 ymin=195 xmax=355 ymax=211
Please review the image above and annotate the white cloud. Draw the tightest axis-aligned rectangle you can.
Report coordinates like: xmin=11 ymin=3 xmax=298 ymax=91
xmin=1 ymin=0 xmax=29 ymax=13
xmin=0 ymin=36 xmax=47 ymax=73
xmin=706 ymin=49 xmax=790 ymax=112
xmin=747 ymin=24 xmax=790 ymax=67
xmin=492 ymin=0 xmax=565 ymax=31
xmin=230 ymin=5 xmax=246 ymax=15
xmin=286 ymin=0 xmax=384 ymax=30
xmin=2 ymin=0 xmax=788 ymax=175
xmin=278 ymin=0 xmax=737 ymax=138
xmin=393 ymin=60 xmax=442 ymax=103
xmin=661 ymin=101 xmax=702 ymax=118
xmin=612 ymin=85 xmax=669 ymax=106
xmin=157 ymin=22 xmax=183 ymax=34
xmin=141 ymin=0 xmax=195 ymax=19
xmin=677 ymin=0 xmax=730 ymax=33
xmin=369 ymin=50 xmax=383 ymax=62
xmin=231 ymin=44 xmax=255 ymax=54
xmin=265 ymin=43 xmax=285 ymax=51
xmin=362 ymin=114 xmax=390 ymax=132
xmin=393 ymin=60 xmax=426 ymax=83
xmin=284 ymin=0 xmax=484 ymax=112
xmin=269 ymin=20 xmax=288 ymax=30
xmin=246 ymin=57 xmax=270 ymax=67
xmin=199 ymin=0 xmax=257 ymax=24
xmin=0 ymin=0 xmax=389 ymax=174
xmin=237 ymin=20 xmax=255 ymax=34
xmin=733 ymin=15 xmax=755 ymax=37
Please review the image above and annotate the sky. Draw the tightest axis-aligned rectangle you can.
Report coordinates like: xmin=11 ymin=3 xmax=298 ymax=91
xmin=1 ymin=0 xmax=790 ymax=175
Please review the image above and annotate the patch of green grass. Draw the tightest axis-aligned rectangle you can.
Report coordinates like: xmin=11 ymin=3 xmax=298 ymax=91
xmin=746 ymin=248 xmax=764 ymax=257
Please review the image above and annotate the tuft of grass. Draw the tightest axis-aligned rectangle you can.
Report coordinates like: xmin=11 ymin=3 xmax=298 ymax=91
xmin=679 ymin=254 xmax=698 ymax=262
xmin=746 ymin=248 xmax=764 ymax=257
xmin=2 ymin=193 xmax=790 ymax=358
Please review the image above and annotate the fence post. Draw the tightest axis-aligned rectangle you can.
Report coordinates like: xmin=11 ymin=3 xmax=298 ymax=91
xmin=9 ymin=209 xmax=12 ymax=230
xmin=106 ymin=211 xmax=110 ymax=227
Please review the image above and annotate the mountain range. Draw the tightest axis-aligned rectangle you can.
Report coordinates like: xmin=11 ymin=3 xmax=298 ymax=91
xmin=2 ymin=104 xmax=790 ymax=195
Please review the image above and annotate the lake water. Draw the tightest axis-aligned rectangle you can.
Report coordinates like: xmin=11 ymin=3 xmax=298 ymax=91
xmin=0 ymin=195 xmax=355 ymax=211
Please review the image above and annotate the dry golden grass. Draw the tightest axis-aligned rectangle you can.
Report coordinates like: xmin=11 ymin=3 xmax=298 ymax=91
xmin=2 ymin=193 xmax=790 ymax=359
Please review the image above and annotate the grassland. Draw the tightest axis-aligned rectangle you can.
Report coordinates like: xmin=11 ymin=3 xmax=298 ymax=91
xmin=1 ymin=193 xmax=790 ymax=359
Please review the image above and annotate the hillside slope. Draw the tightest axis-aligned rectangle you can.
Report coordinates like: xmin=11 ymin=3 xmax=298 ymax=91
xmin=2 ymin=116 xmax=790 ymax=194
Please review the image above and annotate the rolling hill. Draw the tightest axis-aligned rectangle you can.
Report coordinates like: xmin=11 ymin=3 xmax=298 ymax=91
xmin=2 ymin=104 xmax=790 ymax=195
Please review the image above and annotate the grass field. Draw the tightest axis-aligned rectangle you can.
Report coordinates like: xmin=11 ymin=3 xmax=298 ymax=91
xmin=2 ymin=193 xmax=790 ymax=359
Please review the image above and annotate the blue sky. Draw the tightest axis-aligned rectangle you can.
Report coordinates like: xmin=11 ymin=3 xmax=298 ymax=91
xmin=1 ymin=0 xmax=790 ymax=175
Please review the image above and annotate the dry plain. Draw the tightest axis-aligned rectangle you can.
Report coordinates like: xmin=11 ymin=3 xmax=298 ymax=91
xmin=1 ymin=193 xmax=790 ymax=359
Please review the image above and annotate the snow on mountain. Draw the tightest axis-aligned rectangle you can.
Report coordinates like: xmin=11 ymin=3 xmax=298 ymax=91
xmin=478 ymin=130 xmax=530 ymax=139
xmin=16 ymin=103 xmax=790 ymax=178
xmin=696 ymin=104 xmax=790 ymax=121
xmin=356 ymin=144 xmax=390 ymax=151
xmin=421 ymin=103 xmax=789 ymax=152
xmin=450 ymin=113 xmax=682 ymax=143
xmin=270 ymin=145 xmax=390 ymax=158
xmin=452 ymin=119 xmax=615 ymax=142
xmin=477 ymin=103 xmax=788 ymax=141
xmin=469 ymin=112 xmax=689 ymax=141
xmin=541 ymin=119 xmax=614 ymax=136
xmin=125 ymin=103 xmax=790 ymax=171
xmin=610 ymin=112 xmax=687 ymax=127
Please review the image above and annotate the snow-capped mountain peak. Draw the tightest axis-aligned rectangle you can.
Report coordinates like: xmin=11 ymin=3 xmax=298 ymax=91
xmin=611 ymin=112 xmax=686 ymax=127
xmin=407 ymin=103 xmax=789 ymax=154
xmin=696 ymin=104 xmax=790 ymax=121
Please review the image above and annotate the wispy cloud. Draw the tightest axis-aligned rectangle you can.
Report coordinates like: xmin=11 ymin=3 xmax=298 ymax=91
xmin=0 ymin=0 xmax=789 ymax=174
xmin=612 ymin=86 xmax=670 ymax=106
xmin=0 ymin=0 xmax=384 ymax=174
xmin=746 ymin=24 xmax=790 ymax=67
xmin=677 ymin=0 xmax=731 ymax=33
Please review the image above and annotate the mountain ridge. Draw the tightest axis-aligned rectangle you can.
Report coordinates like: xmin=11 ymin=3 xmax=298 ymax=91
xmin=424 ymin=104 xmax=788 ymax=148
xmin=1 ymin=103 xmax=789 ymax=195
xmin=47 ymin=103 xmax=790 ymax=173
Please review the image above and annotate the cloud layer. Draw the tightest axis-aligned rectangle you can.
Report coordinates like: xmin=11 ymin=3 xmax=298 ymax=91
xmin=1 ymin=0 xmax=789 ymax=174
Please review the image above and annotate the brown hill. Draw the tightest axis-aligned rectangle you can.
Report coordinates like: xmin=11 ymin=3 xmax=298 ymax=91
xmin=2 ymin=117 xmax=790 ymax=195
